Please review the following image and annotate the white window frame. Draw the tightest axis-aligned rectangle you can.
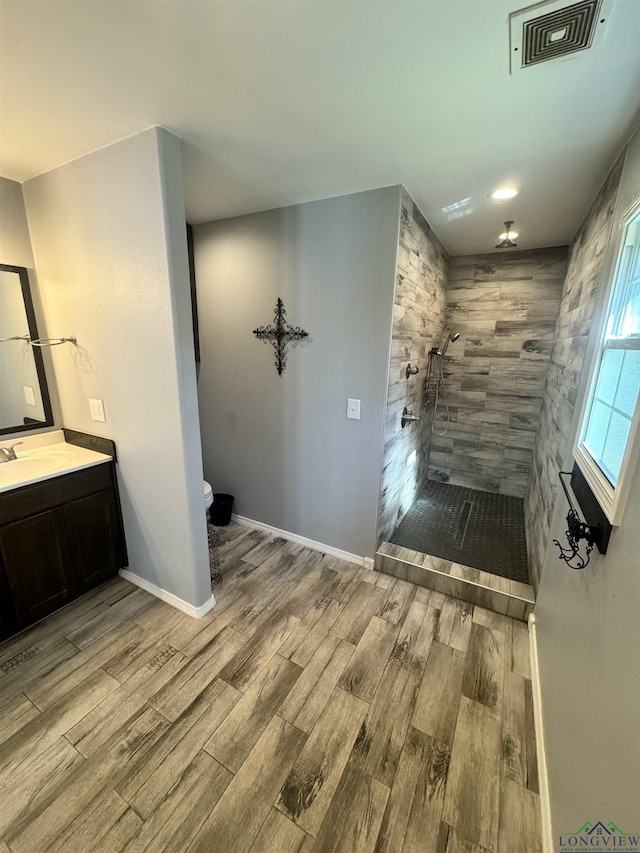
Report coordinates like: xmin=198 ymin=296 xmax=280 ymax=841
xmin=574 ymin=195 xmax=640 ymax=526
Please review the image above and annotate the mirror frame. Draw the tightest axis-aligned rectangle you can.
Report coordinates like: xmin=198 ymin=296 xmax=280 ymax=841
xmin=0 ymin=263 xmax=54 ymax=436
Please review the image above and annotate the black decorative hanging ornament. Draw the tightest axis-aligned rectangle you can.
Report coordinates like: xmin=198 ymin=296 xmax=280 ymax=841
xmin=253 ymin=297 xmax=309 ymax=375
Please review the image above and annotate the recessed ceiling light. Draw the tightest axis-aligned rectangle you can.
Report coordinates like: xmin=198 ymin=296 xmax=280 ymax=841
xmin=499 ymin=229 xmax=519 ymax=240
xmin=490 ymin=186 xmax=520 ymax=200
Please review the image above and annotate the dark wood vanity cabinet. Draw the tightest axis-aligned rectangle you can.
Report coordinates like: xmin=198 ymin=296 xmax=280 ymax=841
xmin=0 ymin=462 xmax=127 ymax=640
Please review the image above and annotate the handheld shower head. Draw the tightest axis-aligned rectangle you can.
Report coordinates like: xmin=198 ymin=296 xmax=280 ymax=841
xmin=439 ymin=331 xmax=460 ymax=357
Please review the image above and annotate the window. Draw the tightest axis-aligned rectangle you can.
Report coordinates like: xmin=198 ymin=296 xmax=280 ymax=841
xmin=575 ymin=204 xmax=640 ymax=524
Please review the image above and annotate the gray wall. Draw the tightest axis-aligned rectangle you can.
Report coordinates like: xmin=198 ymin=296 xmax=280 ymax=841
xmin=0 ymin=176 xmax=60 ymax=432
xmin=429 ymin=249 xmax=567 ymax=499
xmin=525 ymin=157 xmax=624 ymax=586
xmin=378 ymin=188 xmax=448 ymax=544
xmin=0 ymin=177 xmax=36 ymax=268
xmin=536 ymin=128 xmax=639 ymax=836
xmin=23 ymin=128 xmax=211 ymax=610
xmin=194 ymin=187 xmax=400 ymax=559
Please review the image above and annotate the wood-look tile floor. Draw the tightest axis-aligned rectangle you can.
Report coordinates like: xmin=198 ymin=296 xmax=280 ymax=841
xmin=0 ymin=523 xmax=542 ymax=853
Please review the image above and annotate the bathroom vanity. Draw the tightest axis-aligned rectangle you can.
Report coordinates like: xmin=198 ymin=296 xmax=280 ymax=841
xmin=0 ymin=432 xmax=127 ymax=640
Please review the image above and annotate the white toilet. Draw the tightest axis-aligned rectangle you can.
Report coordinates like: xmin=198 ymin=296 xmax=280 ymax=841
xmin=204 ymin=480 xmax=213 ymax=513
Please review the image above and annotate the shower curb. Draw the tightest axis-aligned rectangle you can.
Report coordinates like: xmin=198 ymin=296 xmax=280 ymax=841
xmin=375 ymin=541 xmax=535 ymax=621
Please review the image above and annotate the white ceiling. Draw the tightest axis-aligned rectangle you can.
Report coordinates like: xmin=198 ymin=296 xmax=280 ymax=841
xmin=1 ymin=0 xmax=639 ymax=255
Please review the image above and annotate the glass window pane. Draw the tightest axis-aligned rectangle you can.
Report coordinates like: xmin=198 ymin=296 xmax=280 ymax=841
xmin=601 ymin=410 xmax=632 ymax=485
xmin=613 ymin=349 xmax=640 ymax=418
xmin=596 ymin=348 xmax=624 ymax=406
xmin=584 ymin=399 xmax=611 ymax=461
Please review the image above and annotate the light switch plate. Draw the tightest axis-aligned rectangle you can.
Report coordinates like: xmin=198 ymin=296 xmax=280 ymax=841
xmin=347 ymin=398 xmax=361 ymax=420
xmin=89 ymin=397 xmax=106 ymax=422
xmin=23 ymin=386 xmax=36 ymax=406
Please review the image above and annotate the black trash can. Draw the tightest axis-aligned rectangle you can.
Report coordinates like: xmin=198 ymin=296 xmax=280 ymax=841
xmin=210 ymin=493 xmax=234 ymax=526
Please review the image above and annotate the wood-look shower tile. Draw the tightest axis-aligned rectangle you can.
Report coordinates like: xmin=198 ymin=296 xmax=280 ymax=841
xmin=120 ymin=679 xmax=239 ymax=818
xmin=524 ymin=679 xmax=539 ymax=794
xmin=121 ymin=751 xmax=231 ymax=853
xmin=435 ymin=598 xmax=474 ymax=653
xmin=279 ymin=597 xmax=345 ymax=666
xmin=350 ymin=661 xmax=420 ymax=787
xmin=241 ymin=535 xmax=289 ymax=566
xmin=473 ymin=605 xmax=507 ymax=635
xmin=442 ymin=696 xmax=501 ymax=851
xmin=91 ymin=808 xmax=143 ymax=853
xmin=47 ymin=788 xmax=133 ymax=853
xmin=64 ymin=588 xmax=156 ymax=649
xmin=6 ymin=707 xmax=170 ymax=853
xmin=338 ymin=616 xmax=398 ymax=703
xmin=0 ymin=693 xmax=40 ymax=746
xmin=508 ymin=619 xmax=532 ymax=679
xmin=411 ymin=641 xmax=466 ymax=747
xmin=439 ymin=823 xmax=493 ymax=852
xmin=302 ymin=763 xmax=389 ymax=853
xmin=148 ymin=627 xmax=246 ymax=721
xmin=401 ymin=735 xmax=452 ymax=852
xmin=0 ymin=593 xmax=107 ymax=669
xmin=278 ymin=635 xmax=355 ymax=734
xmin=25 ymin=622 xmax=142 ymax=707
xmin=0 ymin=637 xmax=79 ymax=703
xmin=247 ymin=809 xmax=309 ymax=853
xmin=506 ymin=597 xmax=527 ymax=621
xmin=0 ymin=519 xmax=542 ymax=852
xmin=205 ymin=654 xmax=301 ymax=773
xmin=187 ymin=715 xmax=306 ymax=853
xmin=276 ymin=686 xmax=368 ymax=836
xmin=461 ymin=623 xmax=505 ymax=713
xmin=0 ymin=668 xmax=119 ymax=784
xmin=390 ymin=601 xmax=439 ymax=675
xmin=218 ymin=610 xmax=300 ymax=693
xmin=498 ymin=778 xmax=542 ymax=853
xmin=66 ymin=644 xmax=188 ymax=757
xmin=331 ymin=582 xmax=386 ymax=645
xmin=373 ymin=726 xmax=431 ymax=853
xmin=428 ymin=590 xmax=446 ymax=609
xmin=502 ymin=670 xmax=528 ymax=788
xmin=0 ymin=736 xmax=85 ymax=839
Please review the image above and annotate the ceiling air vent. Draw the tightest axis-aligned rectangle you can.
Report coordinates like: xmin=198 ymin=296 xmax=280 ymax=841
xmin=509 ymin=0 xmax=611 ymax=73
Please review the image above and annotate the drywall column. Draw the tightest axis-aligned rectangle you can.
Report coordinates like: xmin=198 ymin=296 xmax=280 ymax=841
xmin=194 ymin=187 xmax=400 ymax=560
xmin=23 ymin=127 xmax=211 ymax=611
xmin=535 ymin=128 xmax=640 ymax=837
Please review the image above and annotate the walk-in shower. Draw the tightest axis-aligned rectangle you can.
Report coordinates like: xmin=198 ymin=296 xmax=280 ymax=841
xmin=391 ymin=325 xmax=530 ymax=583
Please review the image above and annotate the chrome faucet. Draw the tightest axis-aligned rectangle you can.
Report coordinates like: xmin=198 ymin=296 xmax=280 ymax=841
xmin=0 ymin=441 xmax=23 ymax=463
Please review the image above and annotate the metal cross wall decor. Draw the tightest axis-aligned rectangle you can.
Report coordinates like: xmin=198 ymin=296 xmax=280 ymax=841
xmin=253 ymin=297 xmax=309 ymax=375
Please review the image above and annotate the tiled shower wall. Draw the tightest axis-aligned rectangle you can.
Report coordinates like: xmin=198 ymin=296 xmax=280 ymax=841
xmin=525 ymin=155 xmax=624 ymax=586
xmin=428 ymin=248 xmax=568 ymax=498
xmin=378 ymin=189 xmax=448 ymax=544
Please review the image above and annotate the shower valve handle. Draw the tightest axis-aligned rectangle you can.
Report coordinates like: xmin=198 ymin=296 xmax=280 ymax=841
xmin=401 ymin=407 xmax=421 ymax=428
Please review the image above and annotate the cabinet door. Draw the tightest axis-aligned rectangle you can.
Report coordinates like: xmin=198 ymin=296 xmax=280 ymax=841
xmin=63 ymin=489 xmax=124 ymax=591
xmin=0 ymin=508 xmax=75 ymax=627
xmin=0 ymin=558 xmax=18 ymax=640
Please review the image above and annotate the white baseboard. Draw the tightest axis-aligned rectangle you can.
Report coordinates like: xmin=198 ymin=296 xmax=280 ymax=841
xmin=119 ymin=569 xmax=215 ymax=619
xmin=231 ymin=514 xmax=374 ymax=570
xmin=528 ymin=614 xmax=553 ymax=853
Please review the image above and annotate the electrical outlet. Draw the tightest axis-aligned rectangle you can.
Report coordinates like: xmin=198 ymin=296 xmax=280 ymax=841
xmin=89 ymin=397 xmax=106 ymax=422
xmin=23 ymin=386 xmax=36 ymax=406
xmin=347 ymin=398 xmax=361 ymax=420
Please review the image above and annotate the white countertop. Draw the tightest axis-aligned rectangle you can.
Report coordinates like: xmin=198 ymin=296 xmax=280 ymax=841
xmin=0 ymin=430 xmax=112 ymax=494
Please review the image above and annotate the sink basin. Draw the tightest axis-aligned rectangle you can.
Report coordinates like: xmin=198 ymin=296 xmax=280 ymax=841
xmin=0 ymin=449 xmax=76 ymax=488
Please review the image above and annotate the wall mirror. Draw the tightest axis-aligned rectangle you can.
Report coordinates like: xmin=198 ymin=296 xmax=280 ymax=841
xmin=0 ymin=263 xmax=54 ymax=435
